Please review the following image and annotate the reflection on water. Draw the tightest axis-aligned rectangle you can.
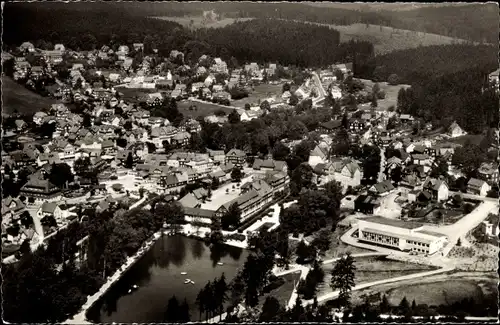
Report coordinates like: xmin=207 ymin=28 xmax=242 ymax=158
xmin=87 ymin=235 xmax=248 ymax=323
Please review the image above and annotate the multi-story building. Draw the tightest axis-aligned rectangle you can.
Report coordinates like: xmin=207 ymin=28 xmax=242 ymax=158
xmin=358 ymin=216 xmax=448 ymax=255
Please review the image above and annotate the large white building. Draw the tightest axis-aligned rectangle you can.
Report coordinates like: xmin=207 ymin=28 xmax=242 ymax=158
xmin=358 ymin=216 xmax=447 ymax=255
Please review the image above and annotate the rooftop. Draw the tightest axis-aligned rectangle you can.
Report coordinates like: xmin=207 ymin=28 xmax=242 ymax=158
xmin=362 ymin=216 xmax=423 ymax=230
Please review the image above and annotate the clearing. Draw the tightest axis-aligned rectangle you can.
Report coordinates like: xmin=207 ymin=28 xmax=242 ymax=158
xmin=348 ymin=271 xmax=497 ymax=307
xmin=357 ymin=79 xmax=410 ymax=111
xmin=317 ymin=255 xmax=436 ymax=298
xmin=284 ymin=20 xmax=477 ymax=55
xmin=231 ymin=83 xmax=284 ymax=108
xmin=320 ymin=226 xmax=375 ymax=260
xmin=2 ymin=76 xmax=58 ymax=116
xmin=151 ymin=16 xmax=254 ymax=29
xmin=177 ymin=100 xmax=235 ymax=118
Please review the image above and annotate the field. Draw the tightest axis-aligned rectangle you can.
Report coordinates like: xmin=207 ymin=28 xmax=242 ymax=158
xmin=177 ymin=100 xmax=235 ymax=118
xmin=152 ymin=16 xmax=254 ymax=29
xmin=358 ymin=78 xmax=410 ymax=111
xmin=231 ymin=83 xmax=283 ymax=108
xmin=2 ymin=76 xmax=58 ymax=116
xmin=294 ymin=21 xmax=477 ymax=55
xmin=317 ymin=256 xmax=436 ymax=297
xmin=348 ymin=271 xmax=498 ymax=307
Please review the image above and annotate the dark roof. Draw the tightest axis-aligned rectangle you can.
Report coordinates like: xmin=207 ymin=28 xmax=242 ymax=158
xmin=183 ymin=207 xmax=216 ymax=218
xmin=319 ymin=120 xmax=342 ymax=130
xmin=373 ymin=180 xmax=395 ymax=194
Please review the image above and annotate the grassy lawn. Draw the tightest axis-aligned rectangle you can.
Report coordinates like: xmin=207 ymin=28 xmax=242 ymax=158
xmin=448 ymin=134 xmax=485 ymax=146
xmin=152 ymin=16 xmax=254 ymax=29
xmin=317 ymin=256 xmax=436 ymax=297
xmin=321 ymin=226 xmax=375 ymax=260
xmin=358 ymin=79 xmax=410 ymax=111
xmin=177 ymin=100 xmax=235 ymax=118
xmin=386 ymin=280 xmax=486 ymax=306
xmin=231 ymin=83 xmax=284 ymax=108
xmin=257 ymin=272 xmax=300 ymax=310
xmin=2 ymin=76 xmax=58 ymax=116
xmin=115 ymin=87 xmax=159 ymax=103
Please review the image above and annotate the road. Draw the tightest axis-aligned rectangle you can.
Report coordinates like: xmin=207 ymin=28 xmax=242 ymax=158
xmin=302 ymin=265 xmax=454 ymax=307
xmin=448 ymin=190 xmax=498 ymax=202
xmin=425 ymin=200 xmax=498 ymax=256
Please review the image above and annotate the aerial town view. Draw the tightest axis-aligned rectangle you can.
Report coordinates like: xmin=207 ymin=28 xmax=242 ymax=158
xmin=1 ymin=1 xmax=498 ymax=324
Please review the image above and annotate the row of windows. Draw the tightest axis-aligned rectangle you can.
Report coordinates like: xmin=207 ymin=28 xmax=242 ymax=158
xmin=407 ymin=240 xmax=430 ymax=248
xmin=362 ymin=231 xmax=399 ymax=246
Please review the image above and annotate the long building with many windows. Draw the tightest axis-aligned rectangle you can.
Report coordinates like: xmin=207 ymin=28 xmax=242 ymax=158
xmin=357 ymin=216 xmax=447 ymax=255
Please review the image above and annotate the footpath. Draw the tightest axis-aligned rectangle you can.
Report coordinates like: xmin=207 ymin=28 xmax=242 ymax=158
xmin=64 ymin=231 xmax=162 ymax=324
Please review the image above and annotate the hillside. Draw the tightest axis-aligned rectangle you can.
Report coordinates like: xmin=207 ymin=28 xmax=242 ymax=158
xmin=2 ymin=76 xmax=57 ymax=116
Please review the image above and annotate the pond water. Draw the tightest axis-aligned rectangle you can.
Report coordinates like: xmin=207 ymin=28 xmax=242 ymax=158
xmin=87 ymin=235 xmax=249 ymax=323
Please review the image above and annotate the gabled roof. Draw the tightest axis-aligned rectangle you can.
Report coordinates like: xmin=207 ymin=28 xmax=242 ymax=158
xmin=253 ymin=159 xmax=287 ymax=171
xmin=468 ymin=177 xmax=487 ymax=188
xmin=41 ymin=202 xmax=59 ymax=214
xmin=423 ymin=178 xmax=447 ymax=191
xmin=372 ymin=180 xmax=395 ymax=194
xmin=319 ymin=120 xmax=342 ymax=130
xmin=226 ymin=149 xmax=246 ymax=158
xmin=179 ymin=193 xmax=201 ymax=208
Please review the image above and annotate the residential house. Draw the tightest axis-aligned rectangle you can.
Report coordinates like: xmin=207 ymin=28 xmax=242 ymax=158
xmin=209 ymin=169 xmax=230 ymax=183
xmin=238 ymin=109 xmax=259 ymax=121
xmin=37 ymin=202 xmax=63 ymax=220
xmin=399 ymin=114 xmax=414 ymax=124
xmin=314 ymin=159 xmax=362 ymax=189
xmin=20 ymin=175 xmax=62 ymax=202
xmin=252 ymin=159 xmax=288 ymax=174
xmin=317 ymin=120 xmax=342 ymax=134
xmin=349 ymin=118 xmax=365 ymax=132
xmin=422 ymin=178 xmax=449 ymax=202
xmin=207 ymin=149 xmax=225 ymax=166
xmin=488 ymin=68 xmax=499 ymax=86
xmin=448 ymin=121 xmax=467 ymax=138
xmin=225 ymin=149 xmax=246 ymax=167
xmin=467 ymin=178 xmax=491 ymax=197
xmin=2 ymin=197 xmax=26 ymax=221
xmin=308 ymin=144 xmax=329 ymax=167
xmin=179 ymin=193 xmax=202 ymax=209
xmin=354 ymin=195 xmax=380 ymax=215
xmin=211 ymin=57 xmax=228 ymax=74
xmin=412 ymin=153 xmax=432 ymax=171
xmin=184 ymin=207 xmax=216 ymax=226
xmin=369 ymin=180 xmax=396 ymax=196
xmin=19 ymin=41 xmax=35 ymax=52
xmin=477 ymin=162 xmax=499 ymax=185
xmin=171 ymin=131 xmax=191 ymax=147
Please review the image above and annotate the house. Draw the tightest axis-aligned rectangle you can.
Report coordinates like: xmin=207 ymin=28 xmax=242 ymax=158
xmin=179 ymin=193 xmax=202 ymax=209
xmin=225 ymin=149 xmax=246 ymax=167
xmin=184 ymin=207 xmax=217 ymax=226
xmin=20 ymin=176 xmax=62 ymax=202
xmin=2 ymin=197 xmax=26 ymax=220
xmin=133 ymin=43 xmax=144 ymax=51
xmin=207 ymin=149 xmax=225 ymax=165
xmin=349 ymin=118 xmax=365 ymax=132
xmin=369 ymin=180 xmax=395 ymax=196
xmin=308 ymin=144 xmax=329 ymax=167
xmin=209 ymin=169 xmax=230 ymax=183
xmin=37 ymin=202 xmax=63 ymax=220
xmin=354 ymin=195 xmax=380 ymax=214
xmin=211 ymin=57 xmax=228 ymax=74
xmin=314 ymin=159 xmax=362 ymax=189
xmin=477 ymin=162 xmax=499 ymax=185
xmin=399 ymin=114 xmax=414 ymax=124
xmin=467 ymin=178 xmax=491 ymax=197
xmin=252 ymin=159 xmax=288 ymax=174
xmin=412 ymin=153 xmax=432 ymax=167
xmin=385 ymin=156 xmax=403 ymax=171
xmin=317 ymin=120 xmax=342 ymax=134
xmin=171 ymin=131 xmax=191 ymax=147
xmin=422 ymin=178 xmax=449 ymax=202
xmin=447 ymin=121 xmax=467 ymax=138
xmin=481 ymin=219 xmax=499 ymax=237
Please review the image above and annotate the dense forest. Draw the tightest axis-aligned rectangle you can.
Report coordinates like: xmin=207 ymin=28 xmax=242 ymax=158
xmin=351 ymin=43 xmax=498 ymax=134
xmin=118 ymin=2 xmax=497 ymax=43
xmin=3 ymin=5 xmax=372 ymax=68
xmin=355 ymin=44 xmax=498 ymax=84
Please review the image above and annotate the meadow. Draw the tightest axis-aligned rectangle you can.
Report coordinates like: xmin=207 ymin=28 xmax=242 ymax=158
xmin=2 ymin=76 xmax=58 ymax=116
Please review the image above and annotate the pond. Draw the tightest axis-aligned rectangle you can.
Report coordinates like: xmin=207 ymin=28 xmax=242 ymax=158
xmin=87 ymin=235 xmax=249 ymax=323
